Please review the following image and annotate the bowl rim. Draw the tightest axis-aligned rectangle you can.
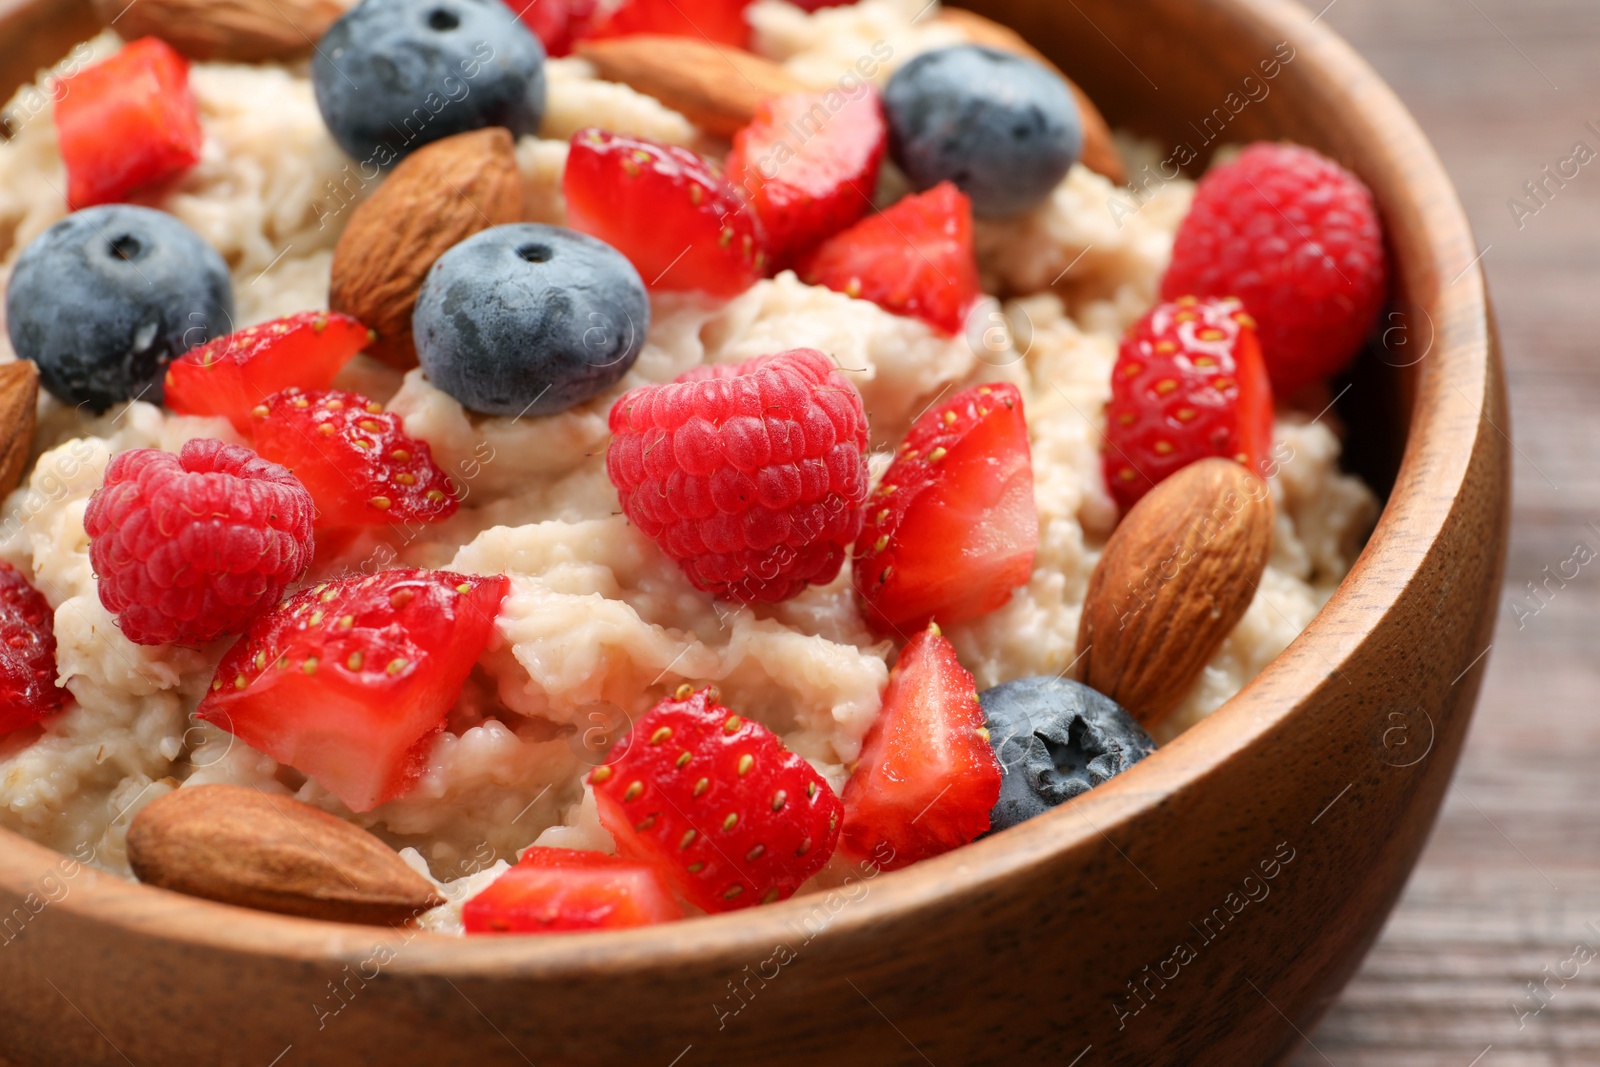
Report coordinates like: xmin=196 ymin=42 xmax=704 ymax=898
xmin=0 ymin=0 xmax=1496 ymax=978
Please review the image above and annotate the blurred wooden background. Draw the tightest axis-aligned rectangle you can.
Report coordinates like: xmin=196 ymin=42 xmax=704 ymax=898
xmin=1292 ymin=0 xmax=1600 ymax=1063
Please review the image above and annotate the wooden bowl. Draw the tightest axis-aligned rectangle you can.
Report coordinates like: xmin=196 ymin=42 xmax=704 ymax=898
xmin=0 ymin=0 xmax=1507 ymax=1063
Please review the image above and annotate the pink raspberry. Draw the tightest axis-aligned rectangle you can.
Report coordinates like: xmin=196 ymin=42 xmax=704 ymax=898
xmin=84 ymin=439 xmax=315 ymax=646
xmin=606 ymin=348 xmax=870 ymax=603
xmin=1160 ymin=142 xmax=1389 ymax=396
xmin=0 ymin=562 xmax=64 ymax=733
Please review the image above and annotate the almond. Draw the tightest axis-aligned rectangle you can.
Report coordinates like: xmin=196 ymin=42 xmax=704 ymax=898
xmin=937 ymin=7 xmax=1127 ymax=185
xmin=90 ymin=0 xmax=348 ymax=62
xmin=329 ymin=127 xmax=522 ymax=371
xmin=575 ymin=36 xmax=810 ymax=139
xmin=127 ymin=784 xmax=445 ymax=926
xmin=0 ymin=361 xmax=38 ymax=500
xmin=1076 ymin=459 xmax=1274 ymax=727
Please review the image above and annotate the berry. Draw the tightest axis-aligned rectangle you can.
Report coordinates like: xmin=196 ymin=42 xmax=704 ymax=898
xmin=413 ymin=224 xmax=649 ymax=417
xmin=463 ymin=847 xmax=680 ymax=934
xmin=250 ymin=388 xmax=459 ymax=530
xmin=6 ymin=205 xmax=234 ymax=412
xmin=797 ymin=181 xmax=979 ymax=335
xmin=586 ymin=0 xmax=751 ymax=46
xmin=83 ymin=440 xmax=315 ymax=646
xmin=855 ymin=383 xmax=1036 ymax=635
xmin=1103 ymin=297 xmax=1274 ymax=512
xmin=726 ymin=89 xmax=887 ymax=268
xmin=0 ymin=562 xmax=64 ymax=733
xmin=54 ymin=37 xmax=202 ymax=209
xmin=314 ymin=0 xmax=547 ymax=168
xmin=564 ymin=129 xmax=765 ymax=298
xmin=840 ymin=625 xmax=1000 ymax=870
xmin=1161 ymin=142 xmax=1389 ymax=395
xmin=518 ymin=0 xmax=598 ymax=57
xmin=884 ymin=45 xmax=1081 ymax=218
xmin=606 ymin=348 xmax=870 ymax=604
xmin=164 ymin=311 xmax=372 ymax=435
xmin=589 ymin=686 xmax=841 ymax=913
xmin=979 ymin=676 xmax=1155 ymax=834
xmin=197 ymin=570 xmax=508 ymax=812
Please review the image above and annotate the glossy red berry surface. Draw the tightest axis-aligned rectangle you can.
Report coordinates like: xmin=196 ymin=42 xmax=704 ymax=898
xmin=463 ymin=847 xmax=681 ymax=934
xmin=607 ymin=348 xmax=870 ymax=604
xmin=0 ymin=562 xmax=65 ymax=732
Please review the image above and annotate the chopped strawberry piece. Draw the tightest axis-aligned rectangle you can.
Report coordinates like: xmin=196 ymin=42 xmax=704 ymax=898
xmin=518 ymin=0 xmax=599 ymax=57
xmin=54 ymin=37 xmax=202 ymax=209
xmin=164 ymin=312 xmax=372 ymax=434
xmin=855 ymin=383 xmax=1037 ymax=635
xmin=726 ymin=90 xmax=887 ymax=268
xmin=197 ymin=570 xmax=507 ymax=812
xmin=1103 ymin=297 xmax=1275 ymax=511
xmin=586 ymin=0 xmax=752 ymax=47
xmin=250 ymin=388 xmax=459 ymax=530
xmin=797 ymin=181 xmax=980 ymax=335
xmin=464 ymin=848 xmax=680 ymax=933
xmin=842 ymin=625 xmax=1000 ymax=869
xmin=590 ymin=686 xmax=841 ymax=913
xmin=564 ymin=129 xmax=765 ymax=298
xmin=0 ymin=562 xmax=65 ymax=733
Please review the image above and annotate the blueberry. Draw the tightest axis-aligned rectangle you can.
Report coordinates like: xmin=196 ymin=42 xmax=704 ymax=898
xmin=980 ymin=676 xmax=1155 ymax=833
xmin=6 ymin=205 xmax=234 ymax=413
xmin=884 ymin=45 xmax=1083 ymax=218
xmin=413 ymin=224 xmax=650 ymax=417
xmin=313 ymin=0 xmax=546 ymax=168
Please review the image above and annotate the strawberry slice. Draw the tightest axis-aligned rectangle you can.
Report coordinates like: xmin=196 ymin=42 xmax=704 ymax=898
xmin=197 ymin=570 xmax=508 ymax=812
xmin=726 ymin=90 xmax=887 ymax=268
xmin=590 ymin=686 xmax=841 ymax=913
xmin=797 ymin=182 xmax=980 ymax=335
xmin=463 ymin=848 xmax=681 ymax=934
xmin=250 ymin=388 xmax=458 ymax=530
xmin=54 ymin=37 xmax=202 ymax=209
xmin=1103 ymin=296 xmax=1275 ymax=511
xmin=564 ymin=129 xmax=765 ymax=298
xmin=586 ymin=0 xmax=752 ymax=46
xmin=855 ymin=382 xmax=1037 ymax=635
xmin=164 ymin=312 xmax=372 ymax=434
xmin=841 ymin=624 xmax=1000 ymax=870
xmin=518 ymin=0 xmax=599 ymax=56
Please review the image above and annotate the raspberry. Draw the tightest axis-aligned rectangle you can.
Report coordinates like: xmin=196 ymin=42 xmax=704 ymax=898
xmin=590 ymin=686 xmax=842 ymax=912
xmin=0 ymin=562 xmax=65 ymax=733
xmin=606 ymin=349 xmax=870 ymax=604
xmin=1104 ymin=297 xmax=1274 ymax=511
xmin=84 ymin=439 xmax=315 ymax=646
xmin=1161 ymin=142 xmax=1388 ymax=395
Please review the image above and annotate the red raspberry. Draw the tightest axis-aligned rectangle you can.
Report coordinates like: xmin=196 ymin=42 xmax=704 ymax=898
xmin=1103 ymin=297 xmax=1274 ymax=512
xmin=1161 ymin=142 xmax=1388 ymax=395
xmin=606 ymin=349 xmax=869 ymax=604
xmin=84 ymin=439 xmax=315 ymax=646
xmin=250 ymin=388 xmax=459 ymax=531
xmin=0 ymin=562 xmax=65 ymax=733
xmin=590 ymin=686 xmax=842 ymax=913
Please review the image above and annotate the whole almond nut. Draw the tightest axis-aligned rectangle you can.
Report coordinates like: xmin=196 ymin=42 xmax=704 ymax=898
xmin=90 ymin=0 xmax=349 ymax=62
xmin=127 ymin=784 xmax=445 ymax=926
xmin=1077 ymin=459 xmax=1274 ymax=726
xmin=937 ymin=7 xmax=1127 ymax=185
xmin=575 ymin=36 xmax=810 ymax=139
xmin=329 ymin=127 xmax=522 ymax=370
xmin=0 ymin=361 xmax=39 ymax=500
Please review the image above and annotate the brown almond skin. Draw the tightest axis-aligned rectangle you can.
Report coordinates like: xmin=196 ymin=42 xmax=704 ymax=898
xmin=575 ymin=36 xmax=810 ymax=138
xmin=329 ymin=127 xmax=523 ymax=371
xmin=0 ymin=361 xmax=38 ymax=500
xmin=1077 ymin=459 xmax=1274 ymax=727
xmin=937 ymin=7 xmax=1127 ymax=185
xmin=127 ymin=785 xmax=445 ymax=926
xmin=90 ymin=0 xmax=347 ymax=62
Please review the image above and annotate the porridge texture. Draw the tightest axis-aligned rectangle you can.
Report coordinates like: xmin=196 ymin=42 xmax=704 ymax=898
xmin=0 ymin=0 xmax=1375 ymax=930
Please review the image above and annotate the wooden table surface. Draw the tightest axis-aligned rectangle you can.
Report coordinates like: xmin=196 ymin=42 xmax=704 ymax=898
xmin=1290 ymin=0 xmax=1600 ymax=1063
